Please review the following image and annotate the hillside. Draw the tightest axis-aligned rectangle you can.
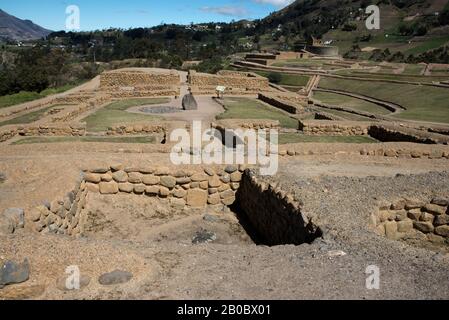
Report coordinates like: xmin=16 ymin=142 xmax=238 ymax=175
xmin=0 ymin=9 xmax=52 ymax=41
xmin=258 ymin=0 xmax=449 ymax=57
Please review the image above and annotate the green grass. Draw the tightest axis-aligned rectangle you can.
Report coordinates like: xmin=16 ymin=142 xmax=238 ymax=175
xmin=12 ymin=135 xmax=157 ymax=145
xmin=403 ymin=64 xmax=425 ymax=75
xmin=278 ymin=133 xmax=378 ymax=144
xmin=405 ymin=36 xmax=449 ymax=56
xmin=333 ymin=69 xmax=449 ymax=83
xmin=313 ymin=92 xmax=390 ymax=115
xmin=0 ymin=105 xmax=55 ymax=127
xmin=319 ymin=78 xmax=449 ymax=123
xmin=217 ymin=97 xmax=299 ymax=129
xmin=254 ymin=71 xmax=310 ymax=87
xmin=82 ymin=98 xmax=169 ymax=132
xmin=0 ymin=83 xmax=80 ymax=109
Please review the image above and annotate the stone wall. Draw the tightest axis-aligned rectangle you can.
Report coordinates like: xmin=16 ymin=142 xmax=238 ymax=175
xmin=26 ymin=164 xmax=249 ymax=237
xmin=53 ymin=93 xmax=95 ymax=105
xmin=369 ymin=125 xmax=449 ymax=145
xmin=27 ymin=178 xmax=88 ymax=237
xmin=105 ymin=88 xmax=180 ymax=98
xmin=236 ymin=170 xmax=322 ymax=245
xmin=299 ymin=120 xmax=369 ymax=136
xmin=278 ymin=143 xmax=449 ymax=160
xmin=0 ymin=124 xmax=86 ymax=142
xmin=258 ymin=93 xmax=304 ymax=114
xmin=100 ymin=70 xmax=180 ymax=89
xmin=0 ymin=129 xmax=17 ymax=142
xmin=106 ymin=123 xmax=167 ymax=136
xmin=212 ymin=119 xmax=280 ymax=130
xmin=373 ymin=198 xmax=449 ymax=244
xmin=188 ymin=70 xmax=270 ymax=93
xmin=82 ymin=165 xmax=244 ymax=208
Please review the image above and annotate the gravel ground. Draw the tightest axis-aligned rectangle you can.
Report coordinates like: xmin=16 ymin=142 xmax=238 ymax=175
xmin=1 ymin=142 xmax=449 ymax=300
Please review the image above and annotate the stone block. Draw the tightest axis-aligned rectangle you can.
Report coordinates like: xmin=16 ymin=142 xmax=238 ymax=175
xmin=423 ymin=204 xmax=446 ymax=216
xmin=397 ymin=219 xmax=413 ymax=233
xmin=118 ymin=183 xmax=134 ymax=193
xmin=413 ymin=221 xmax=434 ymax=233
xmin=160 ymin=176 xmax=176 ymax=189
xmin=84 ymin=173 xmax=101 ymax=183
xmin=99 ymin=181 xmax=119 ymax=194
xmin=187 ymin=189 xmax=208 ymax=207
xmin=112 ymin=171 xmax=128 ymax=183
xmin=435 ymin=225 xmax=449 ymax=237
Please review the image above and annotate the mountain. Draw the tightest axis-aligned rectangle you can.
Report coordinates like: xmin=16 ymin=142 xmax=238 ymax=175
xmin=0 ymin=9 xmax=52 ymax=41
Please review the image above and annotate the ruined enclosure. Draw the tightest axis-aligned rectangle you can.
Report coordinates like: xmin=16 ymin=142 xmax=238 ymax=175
xmin=27 ymin=166 xmax=322 ymax=247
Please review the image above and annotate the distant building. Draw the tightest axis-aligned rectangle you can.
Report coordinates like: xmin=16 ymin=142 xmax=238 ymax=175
xmin=301 ymin=35 xmax=339 ymax=57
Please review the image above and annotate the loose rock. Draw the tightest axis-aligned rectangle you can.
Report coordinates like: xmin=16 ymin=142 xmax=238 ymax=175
xmin=3 ymin=208 xmax=24 ymax=229
xmin=192 ymin=229 xmax=217 ymax=244
xmin=0 ymin=259 xmax=30 ymax=288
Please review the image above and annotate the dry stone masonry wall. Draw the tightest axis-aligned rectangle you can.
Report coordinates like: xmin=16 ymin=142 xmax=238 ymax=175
xmin=368 ymin=125 xmax=449 ymax=145
xmin=27 ymin=178 xmax=88 ymax=237
xmin=277 ymin=143 xmax=449 ymax=160
xmin=0 ymin=124 xmax=86 ymax=142
xmin=258 ymin=93 xmax=305 ymax=114
xmin=106 ymin=123 xmax=167 ymax=136
xmin=299 ymin=120 xmax=369 ymax=136
xmin=373 ymin=198 xmax=449 ymax=244
xmin=81 ymin=165 xmax=244 ymax=210
xmin=24 ymin=165 xmax=323 ymax=246
xmin=188 ymin=70 xmax=271 ymax=94
xmin=27 ymin=165 xmax=247 ymax=237
xmin=99 ymin=69 xmax=180 ymax=98
xmin=236 ymin=170 xmax=322 ymax=245
xmin=100 ymin=70 xmax=180 ymax=89
xmin=212 ymin=119 xmax=280 ymax=130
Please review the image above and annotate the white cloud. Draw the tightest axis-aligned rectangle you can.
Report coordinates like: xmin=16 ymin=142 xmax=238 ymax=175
xmin=200 ymin=6 xmax=249 ymax=17
xmin=252 ymin=0 xmax=295 ymax=8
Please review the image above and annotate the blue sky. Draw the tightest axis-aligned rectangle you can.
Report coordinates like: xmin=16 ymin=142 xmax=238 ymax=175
xmin=1 ymin=0 xmax=294 ymax=31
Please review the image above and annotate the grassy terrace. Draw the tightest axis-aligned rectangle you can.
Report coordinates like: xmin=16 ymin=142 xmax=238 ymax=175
xmin=216 ymin=97 xmax=298 ymax=129
xmin=313 ymin=92 xmax=390 ymax=115
xmin=405 ymin=35 xmax=449 ymax=56
xmin=0 ymin=83 xmax=80 ymax=109
xmin=333 ymin=69 xmax=449 ymax=83
xmin=317 ymin=108 xmax=373 ymax=121
xmin=319 ymin=77 xmax=449 ymax=123
xmin=82 ymin=98 xmax=168 ymax=132
xmin=12 ymin=135 xmax=157 ymax=145
xmin=0 ymin=105 xmax=55 ymax=127
xmin=278 ymin=133 xmax=377 ymax=144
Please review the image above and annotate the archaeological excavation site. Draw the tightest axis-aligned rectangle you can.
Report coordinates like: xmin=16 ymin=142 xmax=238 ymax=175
xmin=2 ymin=0 xmax=449 ymax=299
xmin=1 ymin=63 xmax=448 ymax=301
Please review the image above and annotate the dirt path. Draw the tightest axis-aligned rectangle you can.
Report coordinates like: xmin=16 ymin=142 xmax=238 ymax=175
xmin=0 ymin=76 xmax=100 ymax=117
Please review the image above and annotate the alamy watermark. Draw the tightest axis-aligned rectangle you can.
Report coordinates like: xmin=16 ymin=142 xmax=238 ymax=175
xmin=365 ymin=5 xmax=380 ymax=30
xmin=365 ymin=265 xmax=380 ymax=290
xmin=65 ymin=265 xmax=81 ymax=290
xmin=66 ymin=5 xmax=80 ymax=31
xmin=170 ymin=121 xmax=278 ymax=176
